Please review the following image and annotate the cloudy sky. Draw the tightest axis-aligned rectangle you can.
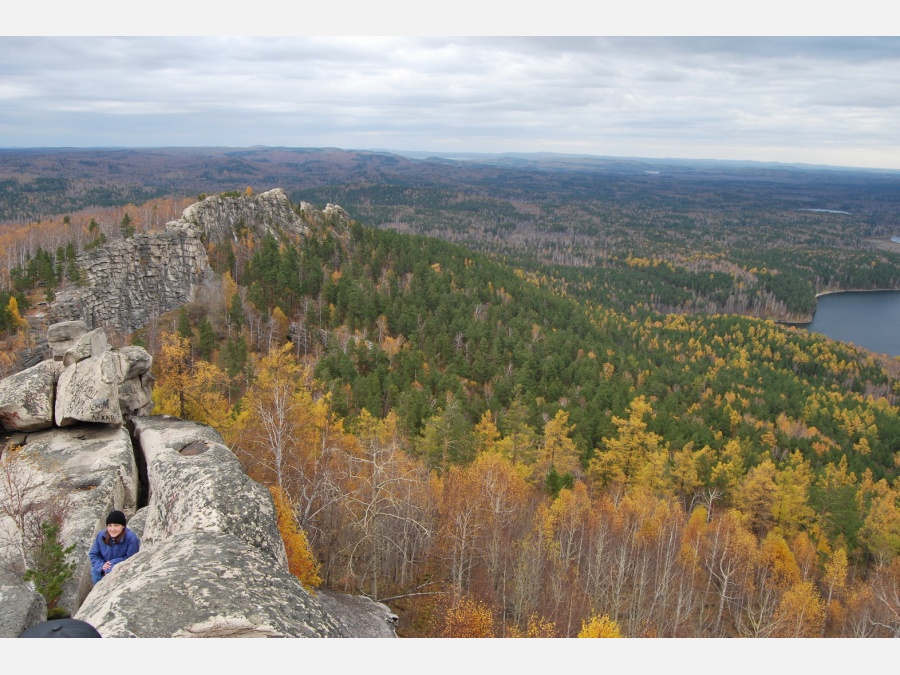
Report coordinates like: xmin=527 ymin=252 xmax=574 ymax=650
xmin=3 ymin=35 xmax=900 ymax=169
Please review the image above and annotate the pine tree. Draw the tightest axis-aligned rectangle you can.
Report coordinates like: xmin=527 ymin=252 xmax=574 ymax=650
xmin=24 ymin=521 xmax=76 ymax=618
xmin=223 ymin=335 xmax=248 ymax=379
xmin=120 ymin=212 xmax=135 ymax=239
xmin=228 ymin=292 xmax=246 ymax=328
xmin=177 ymin=307 xmax=193 ymax=340
xmin=198 ymin=316 xmax=217 ymax=361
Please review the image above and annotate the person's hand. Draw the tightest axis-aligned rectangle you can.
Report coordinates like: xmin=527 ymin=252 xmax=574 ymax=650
xmin=102 ymin=561 xmax=112 ymax=571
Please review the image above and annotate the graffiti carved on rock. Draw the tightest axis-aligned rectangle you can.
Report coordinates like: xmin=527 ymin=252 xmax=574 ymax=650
xmin=1 ymin=322 xmax=153 ymax=432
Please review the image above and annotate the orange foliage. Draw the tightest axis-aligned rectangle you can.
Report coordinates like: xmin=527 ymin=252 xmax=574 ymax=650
xmin=270 ymin=485 xmax=322 ymax=588
xmin=773 ymin=581 xmax=825 ymax=637
xmin=442 ymin=596 xmax=495 ymax=638
xmin=507 ymin=615 xmax=559 ymax=638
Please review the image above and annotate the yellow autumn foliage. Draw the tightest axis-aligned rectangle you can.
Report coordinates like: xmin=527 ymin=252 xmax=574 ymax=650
xmin=442 ymin=596 xmax=495 ymax=638
xmin=578 ymin=614 xmax=623 ymax=638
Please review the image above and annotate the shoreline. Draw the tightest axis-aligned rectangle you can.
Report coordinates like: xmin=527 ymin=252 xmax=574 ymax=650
xmin=814 ymin=287 xmax=900 ymax=299
xmin=780 ymin=287 xmax=900 ymax=326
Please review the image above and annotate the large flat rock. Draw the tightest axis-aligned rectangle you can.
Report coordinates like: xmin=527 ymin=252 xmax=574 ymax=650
xmin=75 ymin=531 xmax=343 ymax=637
xmin=132 ymin=416 xmax=286 ymax=565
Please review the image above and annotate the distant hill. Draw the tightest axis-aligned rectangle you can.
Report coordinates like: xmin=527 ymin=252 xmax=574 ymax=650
xmin=3 ymin=147 xmax=900 ymax=323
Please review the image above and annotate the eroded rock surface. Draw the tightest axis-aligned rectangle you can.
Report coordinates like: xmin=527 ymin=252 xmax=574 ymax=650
xmin=132 ymin=416 xmax=286 ymax=565
xmin=61 ymin=328 xmax=108 ymax=367
xmin=76 ymin=532 xmax=342 ymax=638
xmin=55 ymin=345 xmax=154 ymax=427
xmin=47 ymin=320 xmax=89 ymax=360
xmin=182 ymin=188 xmax=309 ymax=244
xmin=0 ymin=584 xmax=46 ymax=637
xmin=0 ymin=426 xmax=138 ymax=613
xmin=55 ymin=352 xmax=123 ymax=427
xmin=315 ymin=589 xmax=399 ymax=638
xmin=0 ymin=360 xmax=62 ymax=432
xmin=73 ymin=416 xmax=360 ymax=637
xmin=48 ymin=189 xmax=311 ymax=335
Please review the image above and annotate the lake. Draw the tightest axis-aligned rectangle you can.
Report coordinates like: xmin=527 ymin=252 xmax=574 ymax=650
xmin=797 ymin=290 xmax=900 ymax=357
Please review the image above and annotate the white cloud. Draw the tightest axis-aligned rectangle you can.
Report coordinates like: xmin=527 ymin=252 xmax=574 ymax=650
xmin=1 ymin=37 xmax=900 ymax=168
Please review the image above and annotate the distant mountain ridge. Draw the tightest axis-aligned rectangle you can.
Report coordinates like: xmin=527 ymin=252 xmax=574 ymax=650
xmin=3 ymin=146 xmax=900 ymax=225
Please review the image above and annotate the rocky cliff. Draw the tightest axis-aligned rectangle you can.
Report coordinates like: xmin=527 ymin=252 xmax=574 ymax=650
xmin=45 ymin=188 xmax=317 ymax=336
xmin=0 ymin=322 xmax=396 ymax=638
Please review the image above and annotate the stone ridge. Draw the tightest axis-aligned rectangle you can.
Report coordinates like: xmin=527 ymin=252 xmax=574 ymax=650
xmin=76 ymin=531 xmax=342 ymax=638
xmin=46 ymin=188 xmax=311 ymax=335
xmin=130 ymin=416 xmax=288 ymax=565
xmin=75 ymin=416 xmax=345 ymax=638
xmin=181 ymin=187 xmax=309 ymax=244
xmin=49 ymin=225 xmax=210 ymax=334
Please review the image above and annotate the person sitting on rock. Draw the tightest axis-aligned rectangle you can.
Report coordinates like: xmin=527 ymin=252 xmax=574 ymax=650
xmin=88 ymin=510 xmax=140 ymax=584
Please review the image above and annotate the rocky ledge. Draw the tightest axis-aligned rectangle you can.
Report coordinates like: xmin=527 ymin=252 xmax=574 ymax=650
xmin=44 ymin=188 xmax=316 ymax=337
xmin=0 ymin=322 xmax=396 ymax=638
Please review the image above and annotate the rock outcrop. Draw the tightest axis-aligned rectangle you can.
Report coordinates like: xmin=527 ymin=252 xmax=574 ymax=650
xmin=0 ymin=426 xmax=140 ymax=612
xmin=49 ymin=225 xmax=210 ymax=335
xmin=0 ymin=584 xmax=46 ymax=638
xmin=76 ymin=531 xmax=343 ymax=638
xmin=46 ymin=189 xmax=308 ymax=336
xmin=0 ymin=360 xmax=62 ymax=432
xmin=130 ymin=416 xmax=287 ymax=563
xmin=0 ymin=321 xmax=397 ymax=638
xmin=181 ymin=188 xmax=309 ymax=244
xmin=73 ymin=415 xmax=347 ymax=637
xmin=1 ymin=321 xmax=155 ymax=433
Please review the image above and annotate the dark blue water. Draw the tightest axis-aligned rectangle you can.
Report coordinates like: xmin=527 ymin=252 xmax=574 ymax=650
xmin=800 ymin=291 xmax=900 ymax=357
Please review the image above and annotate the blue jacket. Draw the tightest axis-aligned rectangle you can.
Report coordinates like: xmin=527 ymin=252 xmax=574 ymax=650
xmin=88 ymin=528 xmax=140 ymax=578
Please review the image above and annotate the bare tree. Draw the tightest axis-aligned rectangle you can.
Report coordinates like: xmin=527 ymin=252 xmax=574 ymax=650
xmin=337 ymin=412 xmax=434 ymax=600
xmin=0 ymin=447 xmax=70 ymax=581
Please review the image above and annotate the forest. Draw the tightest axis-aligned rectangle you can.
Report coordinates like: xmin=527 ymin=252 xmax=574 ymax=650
xmin=4 ymin=148 xmax=899 ymax=323
xmin=0 ymin=149 xmax=899 ymax=637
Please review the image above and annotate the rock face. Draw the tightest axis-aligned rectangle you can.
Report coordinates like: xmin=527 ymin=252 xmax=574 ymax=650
xmin=56 ymin=352 xmax=124 ymax=426
xmin=47 ymin=188 xmax=309 ymax=336
xmin=0 ymin=426 xmax=138 ymax=614
xmin=49 ymin=225 xmax=211 ymax=335
xmin=75 ymin=416 xmax=347 ymax=637
xmin=54 ymin=348 xmax=154 ymax=427
xmin=0 ymin=584 xmax=46 ymax=637
xmin=0 ymin=360 xmax=62 ymax=431
xmin=182 ymin=187 xmax=309 ymax=244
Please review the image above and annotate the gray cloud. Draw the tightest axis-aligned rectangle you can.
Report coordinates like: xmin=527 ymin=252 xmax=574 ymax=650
xmin=1 ymin=37 xmax=899 ymax=168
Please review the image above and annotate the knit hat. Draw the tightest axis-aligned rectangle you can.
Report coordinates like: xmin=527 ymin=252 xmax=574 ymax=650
xmin=106 ymin=510 xmax=127 ymax=526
